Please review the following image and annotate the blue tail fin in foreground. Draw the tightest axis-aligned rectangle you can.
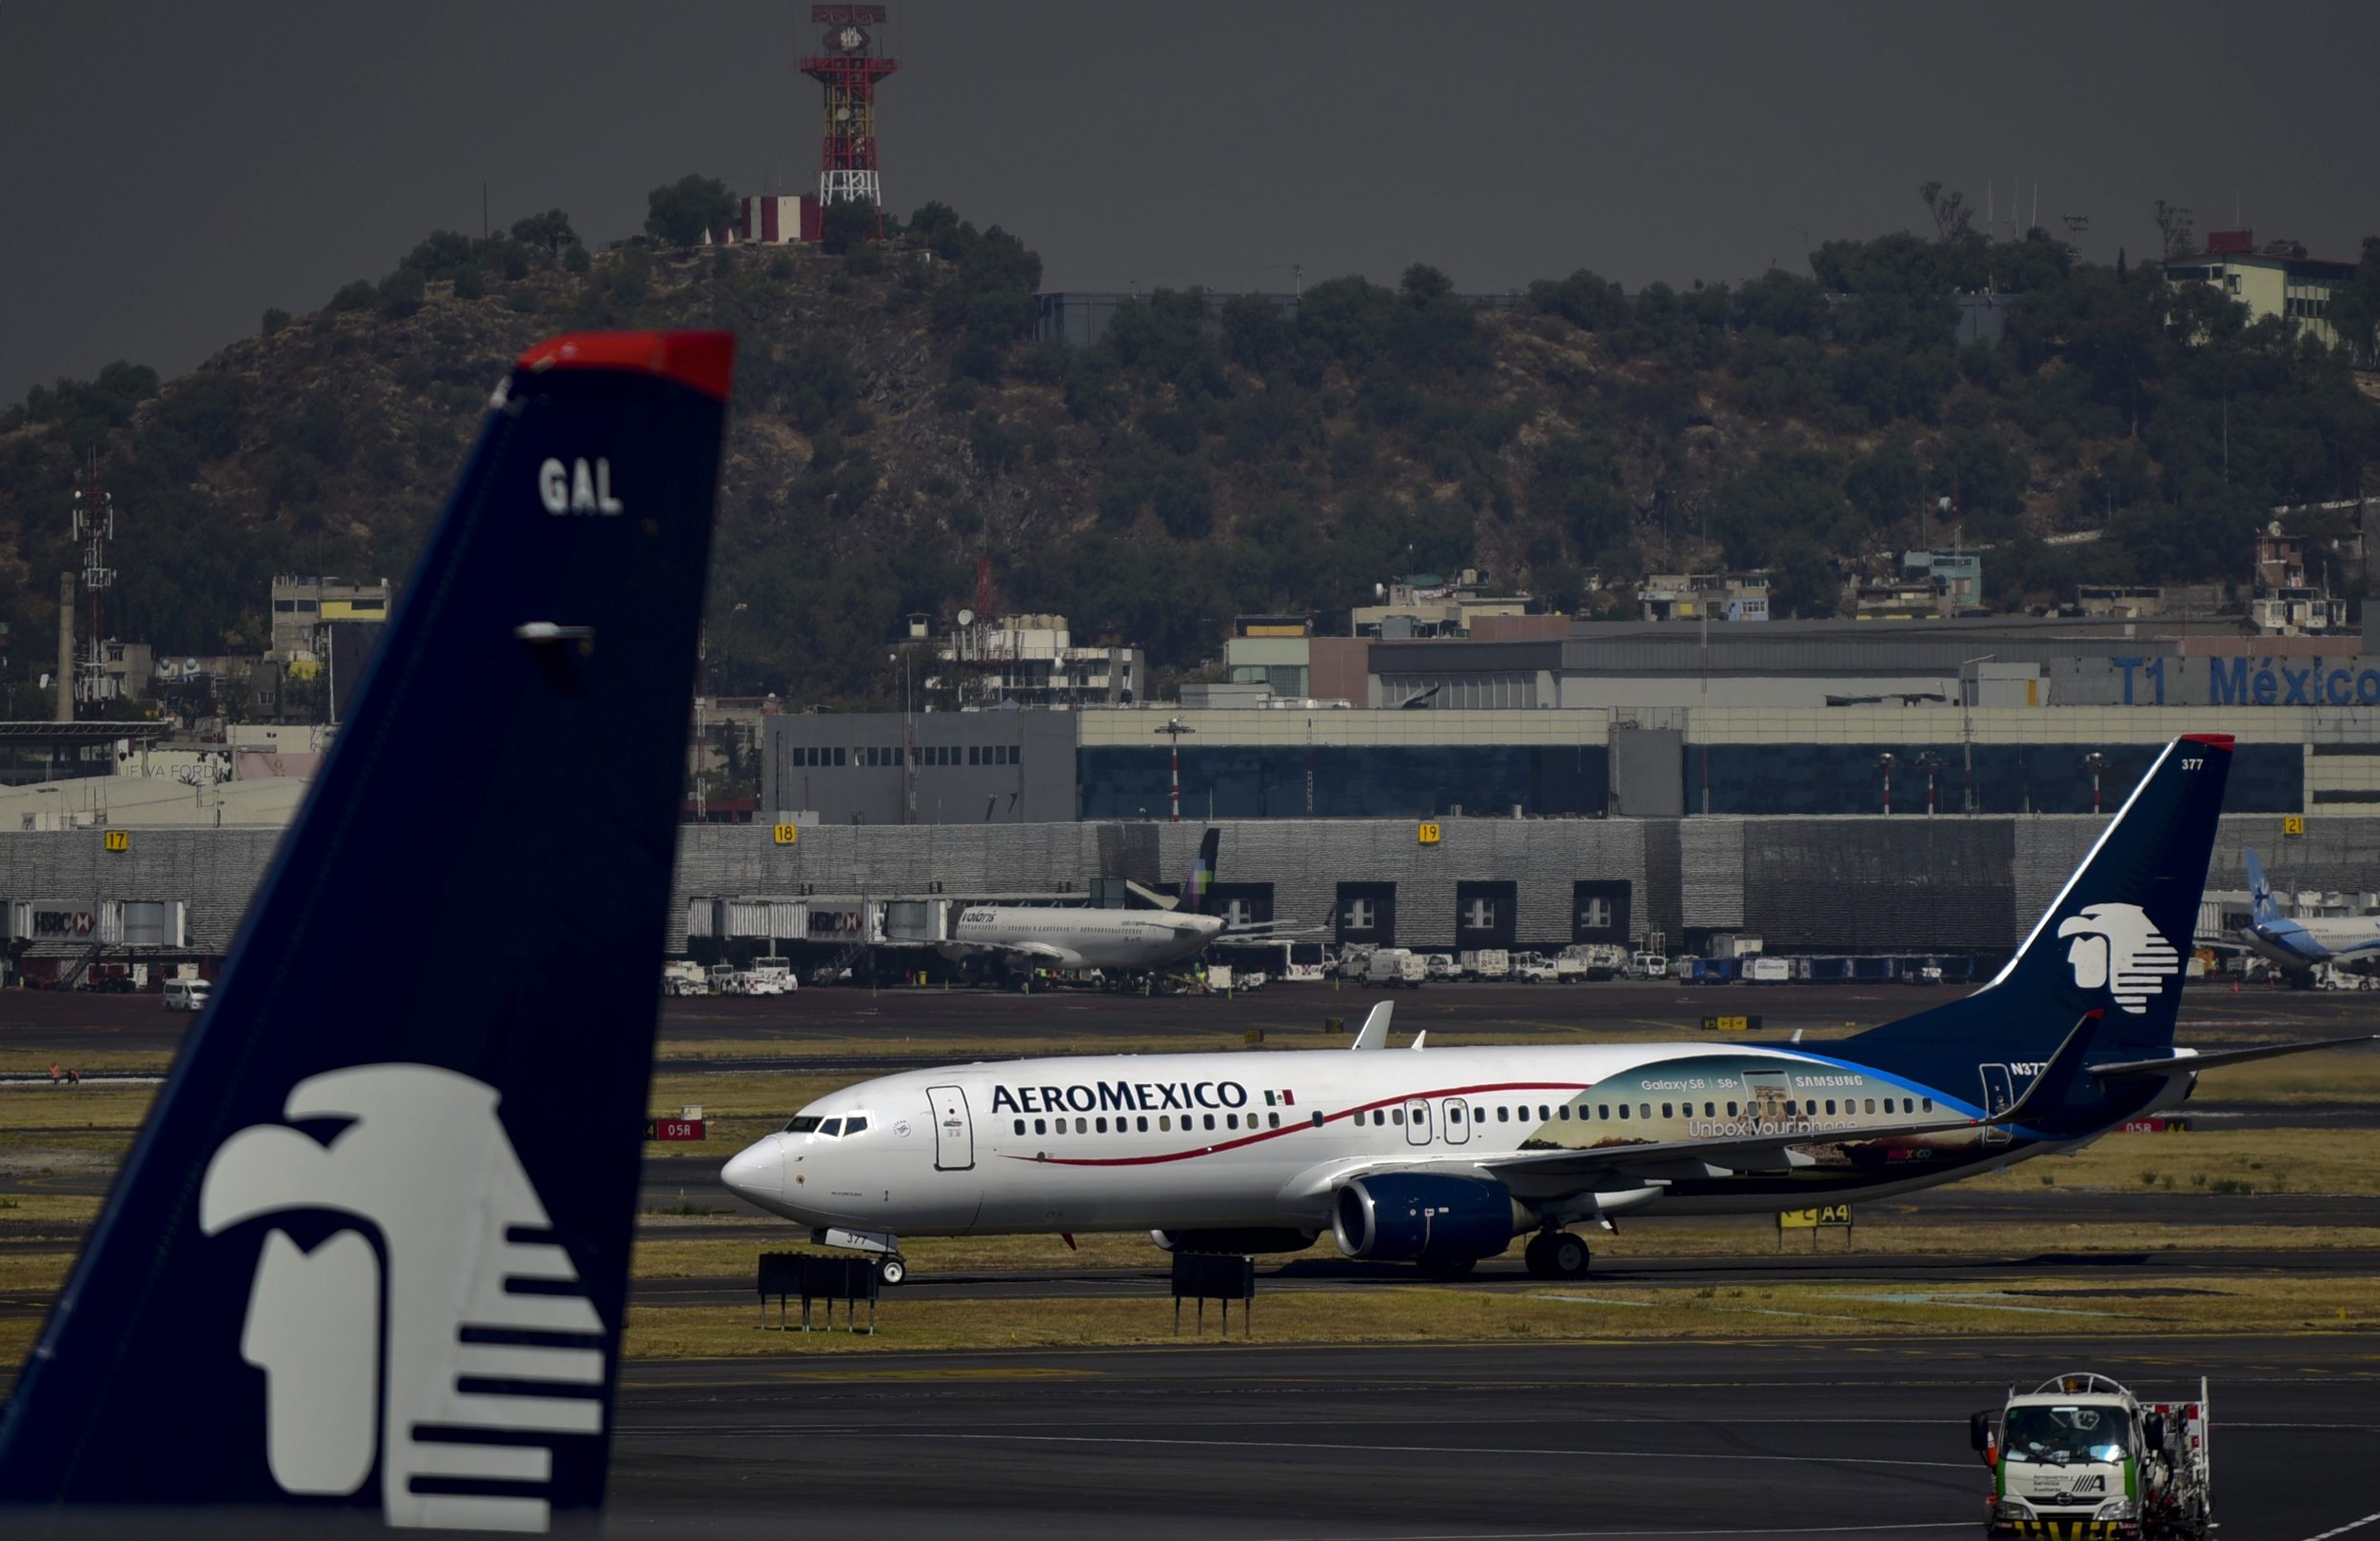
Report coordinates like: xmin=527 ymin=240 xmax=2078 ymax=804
xmin=0 ymin=332 xmax=734 ymax=1530
xmin=1846 ymin=734 xmax=2232 ymax=1073
xmin=2243 ymin=847 xmax=2280 ymax=926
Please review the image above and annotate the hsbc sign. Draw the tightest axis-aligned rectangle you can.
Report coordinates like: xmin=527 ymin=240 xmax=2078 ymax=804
xmin=30 ymin=908 xmax=96 ymax=938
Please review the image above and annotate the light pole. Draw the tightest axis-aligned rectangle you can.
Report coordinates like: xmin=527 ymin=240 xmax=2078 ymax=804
xmin=2081 ymin=751 xmax=2111 ymax=816
xmin=889 ymin=647 xmax=916 ymax=825
xmin=1958 ymin=653 xmax=1993 ymax=814
xmin=1874 ymin=751 xmax=1896 ymax=817
xmin=1156 ymin=717 xmax=1195 ymax=822
xmin=1914 ymin=750 xmax=1944 ymax=816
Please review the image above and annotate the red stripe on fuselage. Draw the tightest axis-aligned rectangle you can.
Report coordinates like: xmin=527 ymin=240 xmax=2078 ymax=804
xmin=1001 ymin=1080 xmax=1596 ymax=1168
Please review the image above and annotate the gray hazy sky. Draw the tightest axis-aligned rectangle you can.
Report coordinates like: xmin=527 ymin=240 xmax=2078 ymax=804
xmin=4 ymin=1 xmax=2375 ymax=402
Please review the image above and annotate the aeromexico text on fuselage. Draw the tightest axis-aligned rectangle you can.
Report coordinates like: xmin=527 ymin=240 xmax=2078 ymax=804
xmin=992 ymin=1078 xmax=1258 ymax=1116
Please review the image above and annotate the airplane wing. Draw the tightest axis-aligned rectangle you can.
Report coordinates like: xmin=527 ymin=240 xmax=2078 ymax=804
xmin=2092 ymin=1034 xmax=2380 ymax=1079
xmin=1468 ymin=1112 xmax=1986 ymax=1182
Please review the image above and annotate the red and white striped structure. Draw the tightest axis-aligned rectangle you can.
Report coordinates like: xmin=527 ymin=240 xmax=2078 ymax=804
xmin=737 ymin=195 xmax=823 ymax=246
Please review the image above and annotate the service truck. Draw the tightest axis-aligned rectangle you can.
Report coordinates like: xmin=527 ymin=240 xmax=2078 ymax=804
xmin=1971 ymin=1373 xmax=2211 ymax=1540
xmin=1364 ymin=947 xmax=1427 ymax=988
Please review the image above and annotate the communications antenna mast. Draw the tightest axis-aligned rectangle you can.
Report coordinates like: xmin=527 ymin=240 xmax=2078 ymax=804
xmin=800 ymin=5 xmax=901 ymax=227
xmin=70 ymin=457 xmax=117 ymax=707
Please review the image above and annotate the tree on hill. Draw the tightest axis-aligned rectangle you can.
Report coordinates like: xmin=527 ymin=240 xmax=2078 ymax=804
xmin=509 ymin=208 xmax=578 ymax=257
xmin=644 ymin=175 xmax=734 ymax=247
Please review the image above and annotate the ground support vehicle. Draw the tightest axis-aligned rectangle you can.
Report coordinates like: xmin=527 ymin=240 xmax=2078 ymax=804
xmin=1461 ymin=948 xmax=1512 ymax=980
xmin=1364 ymin=948 xmax=1426 ymax=988
xmin=662 ymin=960 xmax=709 ymax=997
xmin=1512 ymin=953 xmax=1559 ymax=983
xmin=1631 ymin=950 xmax=1669 ymax=978
xmin=1421 ymin=953 xmax=1459 ymax=982
xmin=1973 ymin=1373 xmax=2211 ymax=1540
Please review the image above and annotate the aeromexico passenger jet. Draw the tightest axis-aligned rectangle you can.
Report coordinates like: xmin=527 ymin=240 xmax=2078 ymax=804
xmin=726 ymin=733 xmax=2376 ymax=1284
xmin=0 ymin=331 xmax=733 ymax=1531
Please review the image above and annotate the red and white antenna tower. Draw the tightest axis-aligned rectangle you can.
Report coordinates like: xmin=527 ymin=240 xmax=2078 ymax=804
xmin=800 ymin=5 xmax=900 ymax=225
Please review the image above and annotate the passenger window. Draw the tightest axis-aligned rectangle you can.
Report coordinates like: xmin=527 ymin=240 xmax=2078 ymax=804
xmin=1538 ymin=1104 xmax=1551 ymax=1121
xmin=1497 ymin=1106 xmax=1510 ymax=1123
xmin=1704 ymin=1102 xmax=1716 ymax=1117
xmin=1825 ymin=1100 xmax=1836 ymax=1116
xmin=1268 ymin=1112 xmax=1279 ymax=1129
xmin=844 ymin=1117 xmax=867 ymax=1136
xmin=819 ymin=1118 xmax=842 ymax=1136
xmin=1617 ymin=1104 xmax=1630 ymax=1120
xmin=1311 ymin=1112 xmax=1324 ymax=1128
xmin=1226 ymin=1114 xmax=1239 ymax=1130
xmin=1096 ymin=1116 xmax=1108 ymax=1134
xmin=1014 ymin=1118 xmax=1025 ymax=1135
xmin=1392 ymin=1109 xmax=1404 ymax=1126
xmin=1661 ymin=1103 xmax=1673 ymax=1118
xmin=1727 ymin=1101 xmax=1738 ymax=1116
xmin=1557 ymin=1105 xmax=1571 ymax=1121
xmin=1160 ymin=1115 xmax=1171 ymax=1132
xmin=1137 ymin=1116 xmax=1149 ymax=1132
xmin=1597 ymin=1104 xmax=1610 ymax=1119
xmin=1035 ymin=1118 xmax=1046 ymax=1135
xmin=1921 ymin=1098 xmax=1934 ymax=1113
xmin=1785 ymin=1101 xmax=1797 ymax=1116
xmin=1203 ymin=1114 xmax=1216 ymax=1131
xmin=1639 ymin=1104 xmax=1651 ymax=1120
xmin=1865 ymin=1098 xmax=1876 ymax=1114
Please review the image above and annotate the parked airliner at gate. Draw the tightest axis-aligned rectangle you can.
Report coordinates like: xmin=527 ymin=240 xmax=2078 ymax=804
xmin=724 ymin=735 xmax=2377 ymax=1284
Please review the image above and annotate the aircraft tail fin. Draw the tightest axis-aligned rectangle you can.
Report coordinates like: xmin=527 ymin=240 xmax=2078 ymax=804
xmin=0 ymin=331 xmax=734 ymax=1529
xmin=2244 ymin=847 xmax=2281 ymax=926
xmin=1850 ymin=734 xmax=2231 ymax=1067
xmin=1184 ymin=827 xmax=1220 ymax=914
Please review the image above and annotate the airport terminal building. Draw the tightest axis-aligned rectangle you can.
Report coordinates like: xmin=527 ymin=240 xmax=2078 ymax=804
xmin=15 ymin=617 xmax=2380 ymax=975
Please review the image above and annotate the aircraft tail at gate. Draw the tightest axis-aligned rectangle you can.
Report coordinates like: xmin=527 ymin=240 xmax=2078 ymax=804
xmin=2244 ymin=846 xmax=2282 ymax=927
xmin=0 ymin=332 xmax=734 ymax=1531
xmin=1845 ymin=734 xmax=2231 ymax=1075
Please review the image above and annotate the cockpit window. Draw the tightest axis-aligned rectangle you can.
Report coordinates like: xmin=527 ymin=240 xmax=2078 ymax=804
xmin=818 ymin=1118 xmax=843 ymax=1136
xmin=784 ymin=1116 xmax=823 ymax=1134
xmin=843 ymin=1116 xmax=868 ymax=1136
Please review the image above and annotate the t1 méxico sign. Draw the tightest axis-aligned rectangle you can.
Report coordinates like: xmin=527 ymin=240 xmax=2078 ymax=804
xmin=2061 ymin=655 xmax=2380 ymax=707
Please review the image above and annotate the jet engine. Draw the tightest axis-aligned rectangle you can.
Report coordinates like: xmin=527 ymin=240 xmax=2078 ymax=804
xmin=1150 ymin=1227 xmax=1319 ymax=1255
xmin=1332 ymin=1174 xmax=1534 ymax=1266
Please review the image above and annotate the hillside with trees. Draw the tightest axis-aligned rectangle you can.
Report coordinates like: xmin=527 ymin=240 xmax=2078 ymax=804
xmin=4 ymin=187 xmax=2376 ymax=712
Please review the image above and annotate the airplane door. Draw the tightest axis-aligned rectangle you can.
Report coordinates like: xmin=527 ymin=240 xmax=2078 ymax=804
xmin=1442 ymin=1096 xmax=1471 ymax=1146
xmin=927 ymin=1085 xmax=974 ymax=1171
xmin=1977 ymin=1064 xmax=2014 ymax=1146
xmin=1403 ymin=1097 xmax=1431 ymax=1146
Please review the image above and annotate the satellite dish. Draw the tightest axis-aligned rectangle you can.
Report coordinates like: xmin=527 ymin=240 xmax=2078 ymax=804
xmin=957 ymin=608 xmax=976 ymax=627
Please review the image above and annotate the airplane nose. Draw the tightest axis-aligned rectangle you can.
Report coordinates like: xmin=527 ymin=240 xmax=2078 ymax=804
xmin=721 ymin=1136 xmax=783 ymax=1203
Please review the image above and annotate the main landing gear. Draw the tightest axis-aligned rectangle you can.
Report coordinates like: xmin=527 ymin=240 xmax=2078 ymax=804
xmin=1522 ymin=1229 xmax=1590 ymax=1279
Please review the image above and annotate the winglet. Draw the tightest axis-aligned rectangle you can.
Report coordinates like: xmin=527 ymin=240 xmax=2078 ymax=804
xmin=1349 ymin=1001 xmax=1393 ymax=1051
xmin=1411 ymin=1030 xmax=1429 ymax=1051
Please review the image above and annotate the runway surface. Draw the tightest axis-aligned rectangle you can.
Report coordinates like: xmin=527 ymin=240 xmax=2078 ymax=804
xmin=606 ymin=1334 xmax=2380 ymax=1538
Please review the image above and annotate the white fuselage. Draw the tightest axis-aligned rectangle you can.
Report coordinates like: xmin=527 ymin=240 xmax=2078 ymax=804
xmin=720 ymin=1040 xmax=2115 ymax=1240
xmin=947 ymin=906 xmax=1225 ymax=972
xmin=2244 ymin=912 xmax=2380 ymax=970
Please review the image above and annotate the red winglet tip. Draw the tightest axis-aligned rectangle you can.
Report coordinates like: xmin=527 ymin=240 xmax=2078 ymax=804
xmin=2178 ymin=733 xmax=2234 ymax=749
xmin=514 ymin=330 xmax=735 ymax=403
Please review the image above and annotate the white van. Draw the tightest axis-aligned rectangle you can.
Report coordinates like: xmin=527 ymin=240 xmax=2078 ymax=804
xmin=163 ymin=978 xmax=210 ymax=1012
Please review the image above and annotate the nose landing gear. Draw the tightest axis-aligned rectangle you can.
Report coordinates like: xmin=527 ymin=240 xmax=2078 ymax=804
xmin=1522 ymin=1229 xmax=1591 ymax=1279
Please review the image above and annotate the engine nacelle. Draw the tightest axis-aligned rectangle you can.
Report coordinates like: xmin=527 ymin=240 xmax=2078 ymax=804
xmin=1150 ymin=1227 xmax=1319 ymax=1255
xmin=1332 ymin=1174 xmax=1532 ymax=1263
